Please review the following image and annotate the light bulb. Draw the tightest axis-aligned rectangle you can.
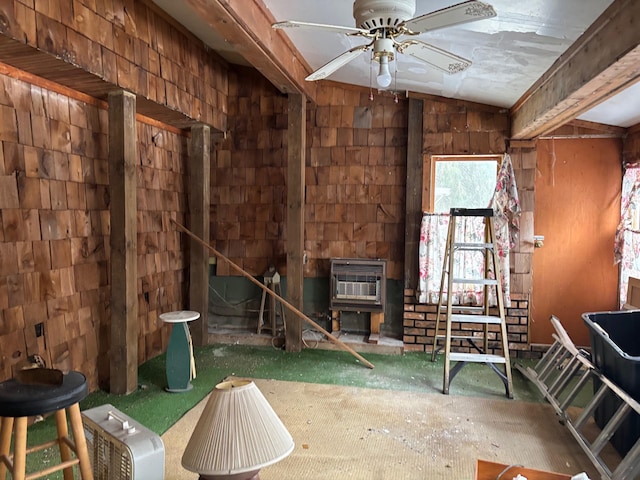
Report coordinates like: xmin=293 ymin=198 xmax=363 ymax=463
xmin=376 ymin=55 xmax=392 ymax=88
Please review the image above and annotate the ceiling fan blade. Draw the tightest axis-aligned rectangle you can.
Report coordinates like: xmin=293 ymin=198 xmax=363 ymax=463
xmin=306 ymin=45 xmax=370 ymax=81
xmin=398 ymin=40 xmax=471 ymax=74
xmin=401 ymin=1 xmax=496 ymax=34
xmin=272 ymin=20 xmax=370 ymax=36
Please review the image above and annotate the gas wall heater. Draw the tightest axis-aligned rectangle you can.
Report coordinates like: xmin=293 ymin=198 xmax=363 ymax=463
xmin=330 ymin=258 xmax=386 ymax=312
xmin=82 ymin=404 xmax=165 ymax=480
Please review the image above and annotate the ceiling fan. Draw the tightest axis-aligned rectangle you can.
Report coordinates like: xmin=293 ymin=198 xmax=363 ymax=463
xmin=272 ymin=0 xmax=496 ymax=88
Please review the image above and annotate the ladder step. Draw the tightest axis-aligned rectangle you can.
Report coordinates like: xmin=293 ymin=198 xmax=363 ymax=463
xmin=453 ymin=242 xmax=494 ymax=250
xmin=450 ymin=352 xmax=507 ymax=363
xmin=452 ymin=278 xmax=498 ymax=285
xmin=439 ymin=305 xmax=485 ymax=311
xmin=451 ymin=314 xmax=502 ymax=324
xmin=435 ymin=334 xmax=483 ymax=341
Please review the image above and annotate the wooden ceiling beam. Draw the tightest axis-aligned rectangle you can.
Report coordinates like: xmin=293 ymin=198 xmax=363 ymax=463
xmin=538 ymin=119 xmax=628 ymax=139
xmin=510 ymin=0 xmax=640 ymax=140
xmin=186 ymin=0 xmax=316 ymax=101
xmin=629 ymin=123 xmax=640 ymax=135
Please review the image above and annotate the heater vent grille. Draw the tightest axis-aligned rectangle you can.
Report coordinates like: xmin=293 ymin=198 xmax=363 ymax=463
xmin=330 ymin=258 xmax=386 ymax=312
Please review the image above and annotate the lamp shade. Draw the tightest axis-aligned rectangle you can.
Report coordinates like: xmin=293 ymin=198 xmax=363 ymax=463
xmin=182 ymin=379 xmax=294 ymax=480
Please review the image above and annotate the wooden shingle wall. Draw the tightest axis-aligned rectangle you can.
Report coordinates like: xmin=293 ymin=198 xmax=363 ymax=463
xmin=305 ymin=84 xmax=407 ymax=279
xmin=0 ymin=72 xmax=189 ymax=389
xmin=0 ymin=0 xmax=228 ymax=130
xmin=0 ymin=75 xmax=109 ymax=388
xmin=0 ymin=0 xmax=227 ymax=390
xmin=211 ymin=68 xmax=288 ymax=277
xmin=135 ymin=124 xmax=188 ymax=368
xmin=213 ymin=71 xmax=407 ymax=280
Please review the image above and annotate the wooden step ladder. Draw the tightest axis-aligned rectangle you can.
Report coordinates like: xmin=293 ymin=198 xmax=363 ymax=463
xmin=431 ymin=207 xmax=513 ymax=398
xmin=257 ymin=266 xmax=285 ymax=336
xmin=516 ymin=316 xmax=640 ymax=480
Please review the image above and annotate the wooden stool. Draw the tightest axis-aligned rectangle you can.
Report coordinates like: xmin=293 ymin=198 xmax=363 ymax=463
xmin=0 ymin=371 xmax=94 ymax=480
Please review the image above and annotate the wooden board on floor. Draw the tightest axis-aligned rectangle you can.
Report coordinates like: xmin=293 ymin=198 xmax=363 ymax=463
xmin=475 ymin=459 xmax=571 ymax=480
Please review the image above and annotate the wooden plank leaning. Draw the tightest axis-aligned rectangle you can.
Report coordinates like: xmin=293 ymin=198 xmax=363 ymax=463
xmin=172 ymin=220 xmax=375 ymax=369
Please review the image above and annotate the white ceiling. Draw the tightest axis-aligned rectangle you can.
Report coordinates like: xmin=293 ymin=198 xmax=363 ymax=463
xmin=155 ymin=0 xmax=640 ymax=129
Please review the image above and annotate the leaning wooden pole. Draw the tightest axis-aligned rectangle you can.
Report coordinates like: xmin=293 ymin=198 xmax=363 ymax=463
xmin=172 ymin=220 xmax=375 ymax=369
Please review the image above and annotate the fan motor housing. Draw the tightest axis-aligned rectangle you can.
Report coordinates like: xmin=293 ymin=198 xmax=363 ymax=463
xmin=353 ymin=0 xmax=416 ymax=31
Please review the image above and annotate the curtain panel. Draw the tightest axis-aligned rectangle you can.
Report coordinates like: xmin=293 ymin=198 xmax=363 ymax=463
xmin=615 ymin=163 xmax=640 ymax=307
xmin=417 ymin=154 xmax=520 ymax=307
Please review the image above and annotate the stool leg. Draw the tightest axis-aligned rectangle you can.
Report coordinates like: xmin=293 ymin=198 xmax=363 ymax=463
xmin=0 ymin=417 xmax=14 ymax=478
xmin=68 ymin=403 xmax=93 ymax=480
xmin=13 ymin=417 xmax=27 ymax=480
xmin=55 ymin=409 xmax=74 ymax=480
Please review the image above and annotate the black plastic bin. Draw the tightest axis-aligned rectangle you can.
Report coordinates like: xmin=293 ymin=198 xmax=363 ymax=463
xmin=582 ymin=310 xmax=640 ymax=457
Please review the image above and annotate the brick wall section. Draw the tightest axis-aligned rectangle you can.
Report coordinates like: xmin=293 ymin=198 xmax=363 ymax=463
xmin=0 ymin=0 xmax=228 ymax=131
xmin=0 ymin=73 xmax=189 ymax=390
xmin=403 ymin=289 xmax=530 ymax=356
xmin=213 ymin=72 xmax=407 ymax=280
xmin=401 ymin=99 xmax=538 ymax=357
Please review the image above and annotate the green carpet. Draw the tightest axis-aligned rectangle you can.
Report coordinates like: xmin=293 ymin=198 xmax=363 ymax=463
xmin=22 ymin=344 xmax=551 ymax=476
xmin=81 ymin=344 xmax=547 ymax=436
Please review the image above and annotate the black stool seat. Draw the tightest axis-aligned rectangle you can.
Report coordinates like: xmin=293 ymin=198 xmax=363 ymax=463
xmin=0 ymin=371 xmax=87 ymax=418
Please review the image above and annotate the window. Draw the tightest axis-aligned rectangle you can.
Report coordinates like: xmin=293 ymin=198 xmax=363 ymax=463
xmin=425 ymin=155 xmax=501 ymax=213
xmin=418 ymin=154 xmax=518 ymax=307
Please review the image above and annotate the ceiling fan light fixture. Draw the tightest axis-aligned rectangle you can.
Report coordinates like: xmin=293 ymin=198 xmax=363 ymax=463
xmin=373 ymin=37 xmax=394 ymax=88
xmin=376 ymin=55 xmax=392 ymax=88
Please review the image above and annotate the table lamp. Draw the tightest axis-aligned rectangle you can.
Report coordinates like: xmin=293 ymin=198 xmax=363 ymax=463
xmin=182 ymin=378 xmax=294 ymax=480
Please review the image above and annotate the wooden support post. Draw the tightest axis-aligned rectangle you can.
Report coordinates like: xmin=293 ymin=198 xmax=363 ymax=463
xmin=331 ymin=310 xmax=340 ymax=333
xmin=286 ymin=93 xmax=305 ymax=352
xmin=188 ymin=124 xmax=211 ymax=347
xmin=109 ymin=90 xmax=138 ymax=395
xmin=368 ymin=312 xmax=385 ymax=344
xmin=404 ymin=98 xmax=424 ymax=290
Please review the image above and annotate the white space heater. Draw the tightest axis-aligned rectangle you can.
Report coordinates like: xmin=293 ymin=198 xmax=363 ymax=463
xmin=82 ymin=404 xmax=165 ymax=480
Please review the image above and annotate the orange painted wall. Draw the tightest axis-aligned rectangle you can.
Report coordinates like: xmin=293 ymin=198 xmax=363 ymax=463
xmin=532 ymin=138 xmax=622 ymax=346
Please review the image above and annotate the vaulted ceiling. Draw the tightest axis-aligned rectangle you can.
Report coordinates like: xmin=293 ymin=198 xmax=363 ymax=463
xmin=155 ymin=0 xmax=640 ymax=139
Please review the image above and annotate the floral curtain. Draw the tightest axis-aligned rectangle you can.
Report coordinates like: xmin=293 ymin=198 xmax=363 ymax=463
xmin=417 ymin=154 xmax=520 ymax=307
xmin=615 ymin=164 xmax=640 ymax=307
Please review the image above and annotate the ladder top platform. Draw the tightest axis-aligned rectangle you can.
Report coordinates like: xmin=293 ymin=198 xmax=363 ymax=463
xmin=449 ymin=207 xmax=494 ymax=217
